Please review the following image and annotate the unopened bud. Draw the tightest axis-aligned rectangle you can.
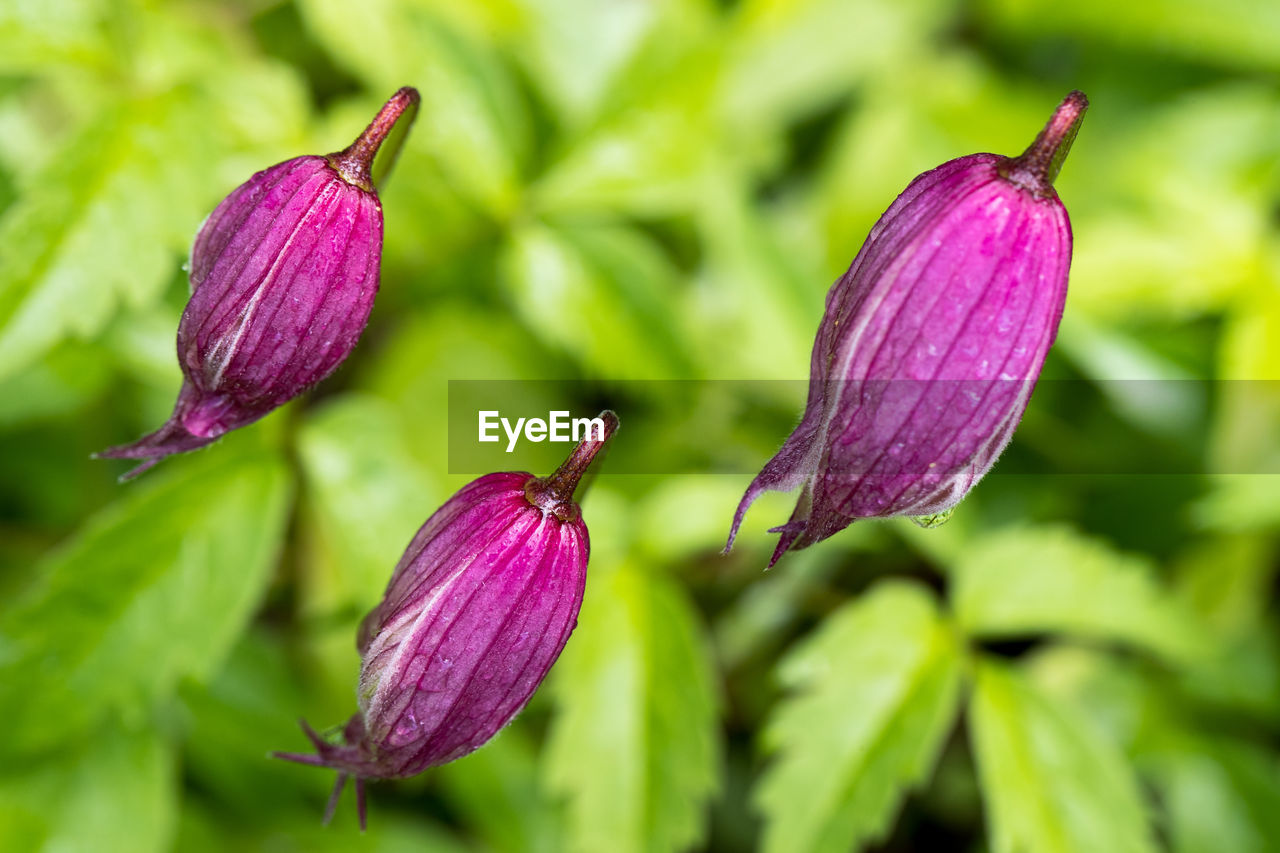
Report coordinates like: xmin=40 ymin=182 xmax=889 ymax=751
xmin=727 ymin=92 xmax=1088 ymax=566
xmin=275 ymin=411 xmax=620 ymax=828
xmin=96 ymin=87 xmax=420 ymax=479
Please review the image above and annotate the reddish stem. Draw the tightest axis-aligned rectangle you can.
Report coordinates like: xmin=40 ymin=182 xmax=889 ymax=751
xmin=999 ymin=90 xmax=1088 ymax=197
xmin=329 ymin=86 xmax=421 ymax=192
xmin=525 ymin=410 xmax=620 ymax=520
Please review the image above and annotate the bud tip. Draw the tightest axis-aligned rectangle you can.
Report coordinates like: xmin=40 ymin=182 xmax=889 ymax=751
xmin=329 ymin=86 xmax=421 ymax=191
xmin=1000 ymin=89 xmax=1089 ymax=195
xmin=526 ymin=410 xmax=619 ymax=517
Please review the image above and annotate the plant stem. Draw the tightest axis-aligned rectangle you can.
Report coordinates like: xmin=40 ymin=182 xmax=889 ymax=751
xmin=329 ymin=86 xmax=421 ymax=192
xmin=999 ymin=90 xmax=1088 ymax=196
xmin=526 ymin=410 xmax=620 ymax=520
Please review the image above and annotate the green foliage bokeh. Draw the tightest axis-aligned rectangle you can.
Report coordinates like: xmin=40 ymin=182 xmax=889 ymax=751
xmin=1 ymin=1 xmax=1278 ymax=851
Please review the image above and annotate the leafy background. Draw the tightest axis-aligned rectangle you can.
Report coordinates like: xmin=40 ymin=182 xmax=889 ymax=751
xmin=2 ymin=0 xmax=1278 ymax=851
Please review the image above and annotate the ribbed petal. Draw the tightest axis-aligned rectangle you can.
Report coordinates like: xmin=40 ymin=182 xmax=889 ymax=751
xmin=732 ymin=127 xmax=1077 ymax=561
xmin=182 ymin=157 xmax=334 ymax=364
xmin=99 ymin=87 xmax=419 ymax=479
xmin=98 ymin=159 xmax=386 ymax=476
xmin=331 ymin=472 xmax=593 ymax=780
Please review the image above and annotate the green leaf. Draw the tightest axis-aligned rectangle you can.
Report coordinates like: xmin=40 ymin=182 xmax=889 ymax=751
xmin=634 ymin=476 xmax=755 ymax=563
xmin=1175 ymin=535 xmax=1274 ymax=634
xmin=179 ymin=629 xmax=330 ymax=817
xmin=811 ymin=70 xmax=1113 ymax=302
xmin=690 ymin=171 xmax=823 ymax=382
xmin=356 ymin=304 xmax=554 ymax=481
xmin=1055 ymin=315 xmax=1205 ymax=438
xmin=952 ymin=525 xmax=1203 ymax=663
xmin=720 ymin=0 xmax=948 ymax=135
xmin=175 ymin=799 xmax=470 ymax=852
xmin=0 ymin=92 xmax=220 ymax=382
xmin=1182 ymin=627 xmax=1280 ymax=722
xmin=977 ymin=0 xmax=1280 ymax=71
xmin=0 ymin=726 xmax=176 ymax=853
xmin=297 ymin=0 xmax=429 ymax=90
xmin=714 ymin=545 xmax=842 ymax=669
xmin=0 ymin=82 xmax=73 ymax=179
xmin=530 ymin=52 xmax=720 ymax=217
xmin=507 ymin=0 xmax=660 ymax=125
xmin=1156 ymin=738 xmax=1280 ymax=853
xmin=1021 ymin=646 xmax=1280 ymax=853
xmin=0 ymin=0 xmax=115 ymax=73
xmin=1171 ymin=536 xmax=1280 ymax=717
xmin=0 ymin=339 xmax=113 ymax=429
xmin=970 ymin=660 xmax=1156 ymax=853
xmin=755 ymin=580 xmax=963 ymax=853
xmin=545 ymin=563 xmax=720 ymax=853
xmin=299 ymin=0 xmax=528 ymax=215
xmin=296 ymin=394 xmax=439 ymax=616
xmin=1219 ymin=281 xmax=1280 ymax=380
xmin=1066 ymin=88 xmax=1278 ymax=323
xmin=1208 ymin=285 xmax=1280 ymax=478
xmin=500 ymin=221 xmax=694 ymax=378
xmin=1020 ymin=644 xmax=1162 ymax=759
xmin=0 ymin=436 xmax=293 ymax=758
xmin=435 ymin=729 xmax=566 ymax=853
xmin=1194 ymin=476 xmax=1280 ymax=533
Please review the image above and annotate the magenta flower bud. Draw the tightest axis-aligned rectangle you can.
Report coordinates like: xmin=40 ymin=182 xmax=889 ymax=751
xmin=727 ymin=92 xmax=1088 ymax=567
xmin=96 ymin=87 xmax=420 ymax=480
xmin=275 ymin=411 xmax=619 ymax=827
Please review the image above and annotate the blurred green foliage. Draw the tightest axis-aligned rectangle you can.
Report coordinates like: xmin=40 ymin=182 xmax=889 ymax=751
xmin=2 ymin=1 xmax=1278 ymax=851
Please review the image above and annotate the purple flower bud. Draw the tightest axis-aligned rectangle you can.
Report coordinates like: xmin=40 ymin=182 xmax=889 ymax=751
xmin=275 ymin=411 xmax=619 ymax=827
xmin=727 ymin=92 xmax=1088 ymax=567
xmin=96 ymin=87 xmax=420 ymax=480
